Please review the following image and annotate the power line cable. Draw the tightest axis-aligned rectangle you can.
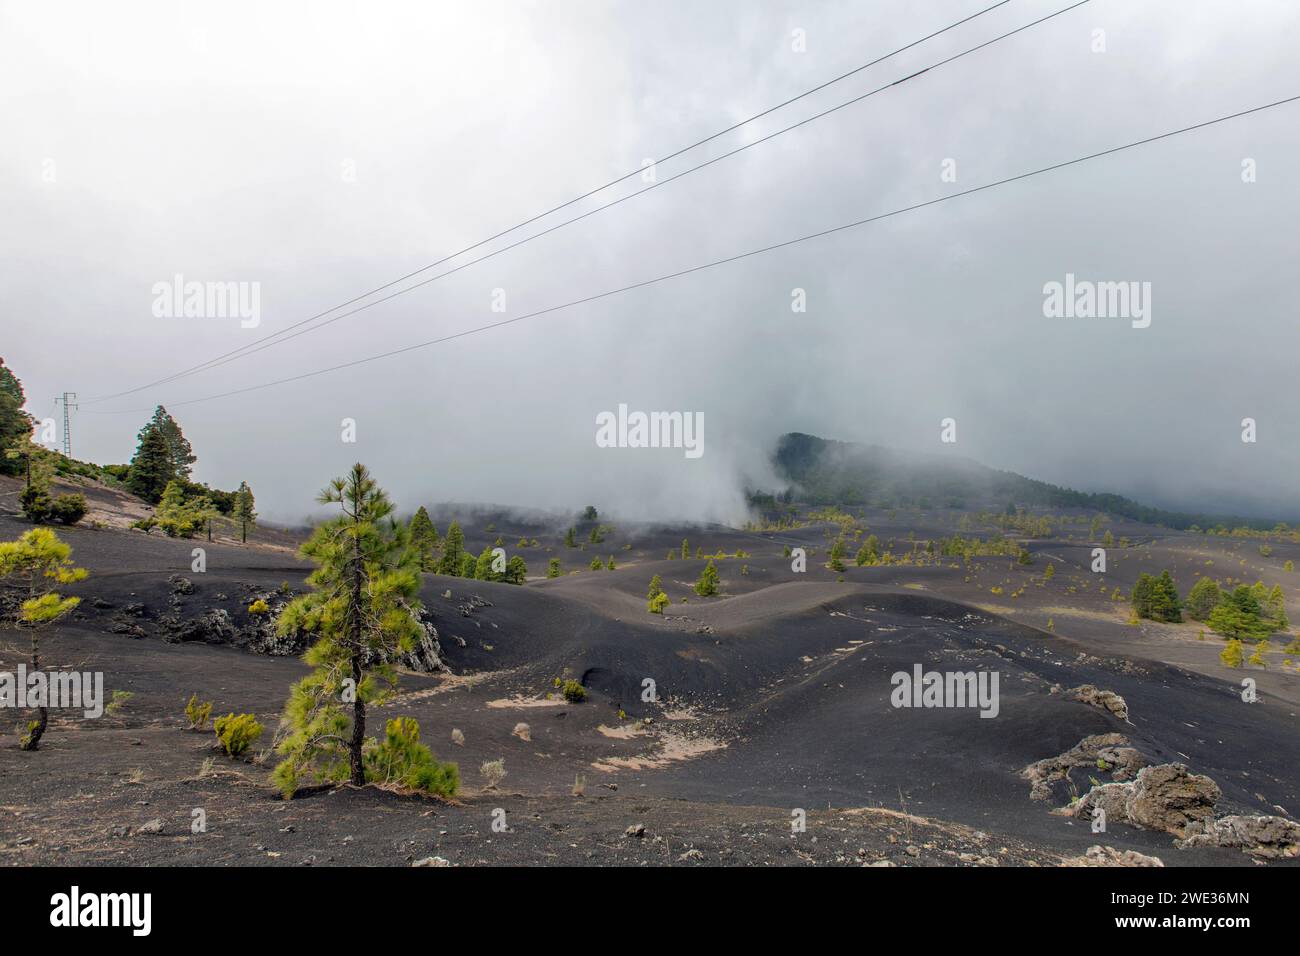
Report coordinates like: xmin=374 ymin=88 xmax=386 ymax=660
xmin=132 ymin=0 xmax=1092 ymax=384
xmin=81 ymin=0 xmax=1017 ymax=403
xmin=83 ymin=92 xmax=1300 ymax=417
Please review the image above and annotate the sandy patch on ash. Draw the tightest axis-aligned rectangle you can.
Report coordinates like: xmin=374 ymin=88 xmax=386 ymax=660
xmin=597 ymin=723 xmax=649 ymax=739
xmin=486 ymin=695 xmax=569 ymax=709
xmin=591 ymin=732 xmax=726 ymax=772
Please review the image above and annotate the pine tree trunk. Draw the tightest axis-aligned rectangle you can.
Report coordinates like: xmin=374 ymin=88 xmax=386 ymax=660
xmin=21 ymin=633 xmax=46 ymax=751
xmin=348 ymin=525 xmax=365 ymax=786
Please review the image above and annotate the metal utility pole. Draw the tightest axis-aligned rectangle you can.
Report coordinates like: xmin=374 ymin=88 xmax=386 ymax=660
xmin=54 ymin=392 xmax=77 ymax=457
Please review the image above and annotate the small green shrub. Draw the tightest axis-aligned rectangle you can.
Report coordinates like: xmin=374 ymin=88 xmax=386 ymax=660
xmin=561 ymin=679 xmax=586 ymax=703
xmin=105 ymin=690 xmax=133 ymax=716
xmin=214 ymin=712 xmax=264 ymax=757
xmin=48 ymin=493 xmax=88 ymax=525
xmin=185 ymin=693 xmax=213 ymax=729
xmin=19 ymin=485 xmax=52 ymax=522
xmin=364 ymin=717 xmax=458 ymax=796
xmin=248 ymin=598 xmax=270 ymax=615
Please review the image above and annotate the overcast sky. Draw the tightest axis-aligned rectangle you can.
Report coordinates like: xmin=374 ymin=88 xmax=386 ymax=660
xmin=3 ymin=0 xmax=1298 ymax=525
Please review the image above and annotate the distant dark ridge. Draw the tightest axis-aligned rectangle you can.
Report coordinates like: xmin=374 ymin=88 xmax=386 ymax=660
xmin=756 ymin=432 xmax=1285 ymax=533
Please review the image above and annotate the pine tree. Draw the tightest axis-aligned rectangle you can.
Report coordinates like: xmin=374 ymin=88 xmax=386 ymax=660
xmin=828 ymin=535 xmax=845 ymax=572
xmin=474 ymin=545 xmax=499 ymax=581
xmin=681 ymin=538 xmax=689 ymax=560
xmin=1265 ymin=584 xmax=1288 ymax=630
xmin=0 ymin=357 xmax=35 ymax=477
xmin=1043 ymin=563 xmax=1056 ymax=583
xmin=694 ymin=559 xmax=719 ymax=597
xmin=647 ymin=574 xmax=664 ymax=600
xmin=148 ymin=406 xmax=196 ymax=479
xmin=564 ymin=527 xmax=577 ymax=548
xmin=1130 ymin=573 xmax=1155 ymax=618
xmin=231 ymin=481 xmax=257 ymax=544
xmin=547 ymin=558 xmax=562 ymax=578
xmin=126 ymin=425 xmax=175 ymax=503
xmin=504 ymin=555 xmax=528 ymax=584
xmin=1185 ymin=577 xmax=1222 ymax=620
xmin=273 ymin=464 xmax=428 ymax=793
xmin=1147 ymin=570 xmax=1182 ymax=622
xmin=606 ymin=555 xmax=616 ymax=570
xmin=0 ymin=528 xmax=87 ymax=750
xmin=437 ymin=520 xmax=465 ymax=575
xmin=408 ymin=506 xmax=437 ymax=570
xmin=1208 ymin=585 xmax=1271 ymax=640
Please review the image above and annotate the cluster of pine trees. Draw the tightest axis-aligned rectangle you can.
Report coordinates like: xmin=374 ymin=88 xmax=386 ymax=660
xmin=1185 ymin=577 xmax=1288 ymax=640
xmin=1130 ymin=571 xmax=1183 ymax=622
xmin=1132 ymin=571 xmax=1289 ymax=640
xmin=121 ymin=406 xmax=257 ymax=542
xmin=407 ymin=507 xmax=526 ymax=584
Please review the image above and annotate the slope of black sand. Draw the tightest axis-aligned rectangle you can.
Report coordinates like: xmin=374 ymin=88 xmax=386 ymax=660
xmin=2 ymin=513 xmax=1297 ymax=867
xmin=640 ymin=590 xmax=1298 ymax=851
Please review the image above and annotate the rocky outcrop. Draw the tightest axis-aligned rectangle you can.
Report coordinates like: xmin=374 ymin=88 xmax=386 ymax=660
xmin=1062 ymin=845 xmax=1163 ymax=867
xmin=1177 ymin=815 xmax=1300 ymax=859
xmin=1069 ymin=782 xmax=1131 ymax=823
xmin=86 ymin=576 xmax=449 ymax=673
xmin=1065 ymin=684 xmax=1129 ymax=721
xmin=1021 ymin=733 xmax=1146 ymax=801
xmin=375 ymin=619 xmax=446 ymax=672
xmin=1125 ymin=764 xmax=1220 ymax=836
xmin=167 ymin=608 xmax=236 ymax=644
xmin=1068 ymin=763 xmax=1220 ymax=838
xmin=456 ymin=594 xmax=494 ymax=618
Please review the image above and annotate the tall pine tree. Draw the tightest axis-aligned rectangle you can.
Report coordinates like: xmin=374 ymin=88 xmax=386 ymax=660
xmin=408 ymin=506 xmax=438 ymax=571
xmin=149 ymin=406 xmax=196 ymax=479
xmin=126 ymin=425 xmax=175 ymax=503
xmin=437 ymin=519 xmax=465 ymax=575
xmin=231 ymin=481 xmax=257 ymax=543
xmin=274 ymin=464 xmax=425 ymax=792
xmin=0 ymin=357 xmax=35 ymax=476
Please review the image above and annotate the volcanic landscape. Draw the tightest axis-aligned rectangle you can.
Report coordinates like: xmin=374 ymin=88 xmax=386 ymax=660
xmin=2 ymin=468 xmax=1298 ymax=868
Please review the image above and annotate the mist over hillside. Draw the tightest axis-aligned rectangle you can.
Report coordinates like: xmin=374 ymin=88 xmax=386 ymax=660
xmin=758 ymin=432 xmax=1294 ymax=531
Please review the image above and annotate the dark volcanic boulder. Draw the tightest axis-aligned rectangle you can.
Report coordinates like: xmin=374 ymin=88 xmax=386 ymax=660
xmin=168 ymin=608 xmax=236 ymax=644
